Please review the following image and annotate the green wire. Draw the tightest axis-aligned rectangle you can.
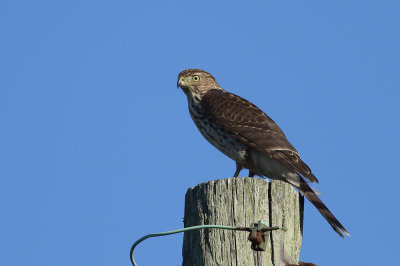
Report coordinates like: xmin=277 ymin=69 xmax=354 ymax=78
xmin=130 ymin=225 xmax=237 ymax=266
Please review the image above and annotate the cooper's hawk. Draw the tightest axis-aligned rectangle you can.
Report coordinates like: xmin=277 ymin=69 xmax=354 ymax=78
xmin=177 ymin=68 xmax=349 ymax=237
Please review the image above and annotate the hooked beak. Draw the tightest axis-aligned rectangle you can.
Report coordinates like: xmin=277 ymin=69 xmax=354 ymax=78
xmin=177 ymin=76 xmax=185 ymax=88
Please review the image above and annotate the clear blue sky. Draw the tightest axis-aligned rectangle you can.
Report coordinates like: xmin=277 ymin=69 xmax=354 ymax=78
xmin=1 ymin=1 xmax=399 ymax=265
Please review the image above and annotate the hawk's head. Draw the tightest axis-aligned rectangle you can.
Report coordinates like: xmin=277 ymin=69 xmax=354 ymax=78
xmin=177 ymin=69 xmax=221 ymax=96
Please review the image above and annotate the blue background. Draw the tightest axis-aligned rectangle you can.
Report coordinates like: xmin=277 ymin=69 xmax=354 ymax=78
xmin=1 ymin=0 xmax=399 ymax=265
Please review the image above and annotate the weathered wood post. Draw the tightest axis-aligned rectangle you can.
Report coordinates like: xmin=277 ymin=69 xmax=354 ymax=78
xmin=182 ymin=177 xmax=304 ymax=266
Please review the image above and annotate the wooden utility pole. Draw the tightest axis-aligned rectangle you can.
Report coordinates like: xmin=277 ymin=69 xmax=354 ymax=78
xmin=182 ymin=177 xmax=304 ymax=266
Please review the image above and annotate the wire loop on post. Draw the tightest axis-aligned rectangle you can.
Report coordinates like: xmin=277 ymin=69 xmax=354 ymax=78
xmin=130 ymin=223 xmax=280 ymax=266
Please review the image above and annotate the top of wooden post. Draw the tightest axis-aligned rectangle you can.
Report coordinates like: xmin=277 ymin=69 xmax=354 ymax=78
xmin=182 ymin=177 xmax=304 ymax=266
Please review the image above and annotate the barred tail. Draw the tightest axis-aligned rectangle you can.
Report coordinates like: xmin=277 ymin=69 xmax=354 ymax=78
xmin=297 ymin=177 xmax=350 ymax=238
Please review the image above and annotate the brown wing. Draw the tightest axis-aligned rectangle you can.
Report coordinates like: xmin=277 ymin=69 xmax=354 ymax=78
xmin=201 ymin=89 xmax=318 ymax=183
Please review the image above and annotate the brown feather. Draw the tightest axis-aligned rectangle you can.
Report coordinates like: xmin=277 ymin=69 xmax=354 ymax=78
xmin=201 ymin=89 xmax=319 ymax=183
xmin=298 ymin=177 xmax=350 ymax=237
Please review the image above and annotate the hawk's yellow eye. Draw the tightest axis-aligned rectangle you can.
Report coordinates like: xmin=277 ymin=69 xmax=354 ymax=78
xmin=192 ymin=75 xmax=200 ymax=82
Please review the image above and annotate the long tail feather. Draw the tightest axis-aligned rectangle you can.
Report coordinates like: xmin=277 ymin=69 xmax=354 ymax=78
xmin=297 ymin=177 xmax=350 ymax=237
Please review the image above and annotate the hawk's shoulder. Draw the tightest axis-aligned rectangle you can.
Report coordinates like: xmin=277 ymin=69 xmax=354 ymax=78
xmin=201 ymin=89 xmax=285 ymax=136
